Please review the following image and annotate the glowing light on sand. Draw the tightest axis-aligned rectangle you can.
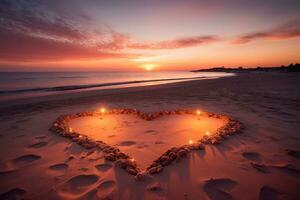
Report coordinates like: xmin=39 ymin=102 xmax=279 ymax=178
xmin=206 ymin=131 xmax=210 ymax=136
xmin=79 ymin=135 xmax=83 ymax=138
xmin=197 ymin=110 xmax=201 ymax=120
xmin=189 ymin=140 xmax=193 ymax=144
xmin=100 ymin=108 xmax=106 ymax=113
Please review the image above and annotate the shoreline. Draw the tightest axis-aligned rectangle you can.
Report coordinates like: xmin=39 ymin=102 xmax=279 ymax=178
xmin=0 ymin=74 xmax=235 ymax=116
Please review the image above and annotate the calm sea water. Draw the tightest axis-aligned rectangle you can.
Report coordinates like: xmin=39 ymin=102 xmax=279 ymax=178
xmin=0 ymin=71 xmax=233 ymax=100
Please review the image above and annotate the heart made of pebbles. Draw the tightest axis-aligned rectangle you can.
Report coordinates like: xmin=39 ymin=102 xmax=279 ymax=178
xmin=49 ymin=108 xmax=243 ymax=177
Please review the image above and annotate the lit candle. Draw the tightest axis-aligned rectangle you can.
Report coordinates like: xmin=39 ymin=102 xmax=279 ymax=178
xmin=100 ymin=108 xmax=106 ymax=114
xmin=98 ymin=107 xmax=106 ymax=120
xmin=189 ymin=140 xmax=193 ymax=144
xmin=206 ymin=131 xmax=210 ymax=136
xmin=69 ymin=127 xmax=73 ymax=133
xmin=196 ymin=110 xmax=201 ymax=120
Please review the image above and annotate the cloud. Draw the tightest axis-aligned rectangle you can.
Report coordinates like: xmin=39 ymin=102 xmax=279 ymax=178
xmin=0 ymin=0 xmax=132 ymax=61
xmin=127 ymin=36 xmax=219 ymax=49
xmin=0 ymin=28 xmax=130 ymax=61
xmin=233 ymin=19 xmax=300 ymax=44
xmin=0 ymin=0 xmax=220 ymax=63
xmin=0 ymin=0 xmax=87 ymax=42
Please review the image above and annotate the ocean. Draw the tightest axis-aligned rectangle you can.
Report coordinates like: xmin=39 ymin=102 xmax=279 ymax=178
xmin=0 ymin=71 xmax=234 ymax=101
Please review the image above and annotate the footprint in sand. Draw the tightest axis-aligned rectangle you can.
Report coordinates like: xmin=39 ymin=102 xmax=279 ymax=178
xmin=203 ymin=178 xmax=238 ymax=200
xmin=285 ymin=149 xmax=300 ymax=158
xmin=144 ymin=130 xmax=158 ymax=135
xmin=108 ymin=134 xmax=116 ymax=138
xmin=58 ymin=174 xmax=99 ymax=197
xmin=147 ymin=182 xmax=163 ymax=192
xmin=97 ymin=180 xmax=116 ymax=199
xmin=11 ymin=154 xmax=41 ymax=168
xmin=250 ymin=162 xmax=269 ymax=173
xmin=0 ymin=161 xmax=17 ymax=176
xmin=95 ymin=163 xmax=112 ymax=172
xmin=35 ymin=135 xmax=48 ymax=140
xmin=48 ymin=163 xmax=68 ymax=175
xmin=117 ymin=141 xmax=136 ymax=146
xmin=270 ymin=163 xmax=300 ymax=177
xmin=27 ymin=141 xmax=48 ymax=149
xmin=0 ymin=169 xmax=17 ymax=176
xmin=259 ymin=186 xmax=281 ymax=200
xmin=0 ymin=188 xmax=26 ymax=199
xmin=242 ymin=151 xmax=261 ymax=162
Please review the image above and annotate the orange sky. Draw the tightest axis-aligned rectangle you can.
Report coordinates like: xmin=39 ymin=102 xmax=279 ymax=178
xmin=0 ymin=0 xmax=300 ymax=71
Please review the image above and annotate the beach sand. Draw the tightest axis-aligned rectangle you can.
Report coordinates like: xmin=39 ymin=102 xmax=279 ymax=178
xmin=0 ymin=72 xmax=299 ymax=200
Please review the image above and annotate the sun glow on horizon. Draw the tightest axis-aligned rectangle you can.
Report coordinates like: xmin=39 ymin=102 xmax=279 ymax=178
xmin=141 ymin=63 xmax=157 ymax=71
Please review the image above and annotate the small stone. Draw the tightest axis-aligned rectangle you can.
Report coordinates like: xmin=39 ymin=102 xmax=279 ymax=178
xmin=177 ymin=149 xmax=188 ymax=157
xmin=135 ymin=171 xmax=150 ymax=181
xmin=126 ymin=166 xmax=138 ymax=175
xmin=160 ymin=156 xmax=172 ymax=166
xmin=148 ymin=165 xmax=163 ymax=174
xmin=104 ymin=153 xmax=117 ymax=161
xmin=168 ymin=152 xmax=177 ymax=160
xmin=67 ymin=154 xmax=75 ymax=160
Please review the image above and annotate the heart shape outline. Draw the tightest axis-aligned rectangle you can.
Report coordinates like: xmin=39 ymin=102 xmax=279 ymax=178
xmin=49 ymin=108 xmax=243 ymax=177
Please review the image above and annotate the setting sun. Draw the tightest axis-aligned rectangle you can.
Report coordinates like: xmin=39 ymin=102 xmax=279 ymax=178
xmin=142 ymin=64 xmax=157 ymax=71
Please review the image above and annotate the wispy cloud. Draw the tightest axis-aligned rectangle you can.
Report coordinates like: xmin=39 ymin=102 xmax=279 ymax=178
xmin=233 ymin=19 xmax=300 ymax=44
xmin=127 ymin=36 xmax=219 ymax=49
xmin=0 ymin=0 xmax=133 ymax=61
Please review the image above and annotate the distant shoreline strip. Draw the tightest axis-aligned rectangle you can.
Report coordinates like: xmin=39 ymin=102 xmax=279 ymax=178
xmin=0 ymin=76 xmax=206 ymax=94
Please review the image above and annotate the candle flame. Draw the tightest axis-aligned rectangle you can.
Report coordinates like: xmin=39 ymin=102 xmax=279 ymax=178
xmin=69 ymin=127 xmax=73 ymax=132
xmin=189 ymin=140 xmax=193 ymax=144
xmin=197 ymin=110 xmax=201 ymax=115
xmin=100 ymin=108 xmax=106 ymax=113
xmin=206 ymin=131 xmax=210 ymax=136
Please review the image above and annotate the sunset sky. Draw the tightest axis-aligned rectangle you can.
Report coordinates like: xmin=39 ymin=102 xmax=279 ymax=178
xmin=0 ymin=0 xmax=300 ymax=71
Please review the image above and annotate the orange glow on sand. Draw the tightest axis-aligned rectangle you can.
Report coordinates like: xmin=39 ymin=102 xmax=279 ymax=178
xmin=69 ymin=114 xmax=225 ymax=169
xmin=100 ymin=108 xmax=106 ymax=114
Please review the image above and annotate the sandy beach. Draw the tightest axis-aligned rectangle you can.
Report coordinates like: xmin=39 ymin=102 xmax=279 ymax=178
xmin=0 ymin=72 xmax=300 ymax=200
